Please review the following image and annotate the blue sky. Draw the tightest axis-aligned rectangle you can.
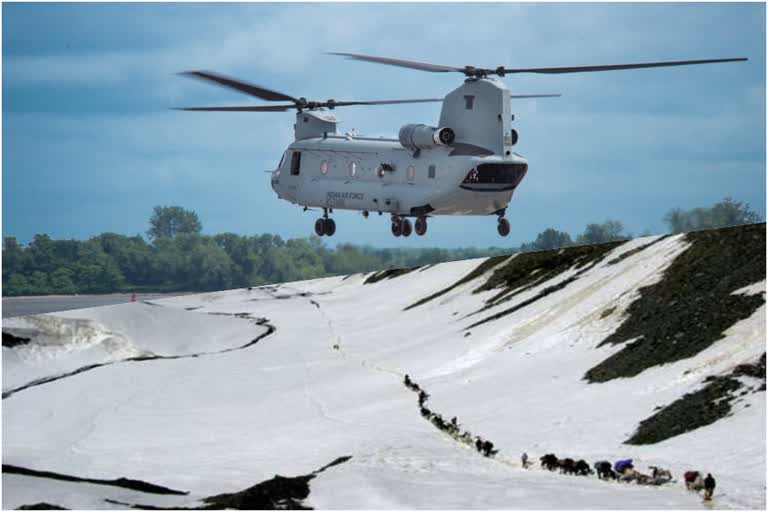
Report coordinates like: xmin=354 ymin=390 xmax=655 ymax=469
xmin=3 ymin=2 xmax=765 ymax=248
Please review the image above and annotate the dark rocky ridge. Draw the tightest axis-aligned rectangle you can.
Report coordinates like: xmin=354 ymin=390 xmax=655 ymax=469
xmin=17 ymin=503 xmax=69 ymax=510
xmin=626 ymin=353 xmax=766 ymax=445
xmin=473 ymin=240 xmax=626 ymax=308
xmin=404 ymin=256 xmax=510 ymax=310
xmin=3 ymin=331 xmax=31 ymax=348
xmin=586 ymin=223 xmax=765 ymax=383
xmin=103 ymin=456 xmax=353 ymax=510
xmin=364 ymin=267 xmax=419 ymax=285
xmin=2 ymin=464 xmax=188 ymax=495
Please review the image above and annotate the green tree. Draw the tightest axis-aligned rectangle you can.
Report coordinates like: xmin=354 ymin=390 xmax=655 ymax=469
xmin=94 ymin=233 xmax=152 ymax=285
xmin=5 ymin=273 xmax=30 ymax=296
xmin=3 ymin=237 xmax=27 ymax=282
xmin=664 ymin=197 xmax=763 ymax=234
xmin=28 ymin=271 xmax=50 ymax=295
xmin=522 ymin=228 xmax=573 ymax=251
xmin=50 ymin=268 xmax=78 ymax=294
xmin=147 ymin=206 xmax=203 ymax=240
xmin=576 ymin=220 xmax=626 ymax=245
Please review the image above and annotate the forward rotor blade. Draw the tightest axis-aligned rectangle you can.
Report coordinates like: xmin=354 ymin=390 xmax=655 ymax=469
xmin=510 ymin=94 xmax=562 ymax=98
xmin=179 ymin=71 xmax=299 ymax=102
xmin=173 ymin=105 xmax=295 ymax=112
xmin=328 ymin=52 xmax=462 ymax=73
xmin=502 ymin=57 xmax=747 ymax=75
xmin=333 ymin=98 xmax=444 ymax=107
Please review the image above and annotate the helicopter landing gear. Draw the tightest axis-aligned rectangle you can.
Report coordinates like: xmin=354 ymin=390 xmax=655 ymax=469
xmin=391 ymin=216 xmax=403 ymax=237
xmin=315 ymin=209 xmax=336 ymax=237
xmin=314 ymin=218 xmax=325 ymax=236
xmin=391 ymin=216 xmax=413 ymax=237
xmin=494 ymin=208 xmax=510 ymax=237
xmin=415 ymin=216 xmax=428 ymax=236
xmin=497 ymin=217 xmax=510 ymax=237
xmin=401 ymin=218 xmax=413 ymax=237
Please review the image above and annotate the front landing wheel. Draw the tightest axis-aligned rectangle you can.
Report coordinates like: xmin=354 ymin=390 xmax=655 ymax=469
xmin=497 ymin=218 xmax=510 ymax=237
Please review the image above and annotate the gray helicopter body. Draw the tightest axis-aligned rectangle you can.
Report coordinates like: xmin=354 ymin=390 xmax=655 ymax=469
xmin=178 ymin=52 xmax=746 ymax=237
xmin=271 ymin=77 xmax=526 ymax=219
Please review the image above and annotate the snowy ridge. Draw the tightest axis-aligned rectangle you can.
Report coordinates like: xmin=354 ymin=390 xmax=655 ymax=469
xmin=2 ymin=225 xmax=765 ymax=509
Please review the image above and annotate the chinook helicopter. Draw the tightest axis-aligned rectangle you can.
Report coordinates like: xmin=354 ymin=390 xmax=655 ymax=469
xmin=177 ymin=52 xmax=747 ymax=237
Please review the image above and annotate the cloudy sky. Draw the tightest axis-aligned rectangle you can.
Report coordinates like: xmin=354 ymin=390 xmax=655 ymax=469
xmin=3 ymin=2 xmax=765 ymax=248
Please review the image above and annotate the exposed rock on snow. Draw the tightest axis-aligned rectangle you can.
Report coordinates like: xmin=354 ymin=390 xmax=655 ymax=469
xmin=17 ymin=502 xmax=69 ymax=510
xmin=2 ymin=331 xmax=31 ymax=348
xmin=586 ymin=223 xmax=765 ymax=382
xmin=627 ymin=353 xmax=766 ymax=445
xmin=3 ymin=465 xmax=188 ymax=496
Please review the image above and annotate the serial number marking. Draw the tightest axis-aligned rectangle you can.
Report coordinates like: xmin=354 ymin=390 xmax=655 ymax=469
xmin=327 ymin=191 xmax=365 ymax=200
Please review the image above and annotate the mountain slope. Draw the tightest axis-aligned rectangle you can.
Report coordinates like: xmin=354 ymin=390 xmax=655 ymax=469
xmin=2 ymin=224 xmax=765 ymax=510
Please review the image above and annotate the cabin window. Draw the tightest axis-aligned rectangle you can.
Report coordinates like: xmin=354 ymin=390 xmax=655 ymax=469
xmin=349 ymin=161 xmax=358 ymax=178
xmin=464 ymin=95 xmax=475 ymax=110
xmin=278 ymin=151 xmax=286 ymax=169
xmin=320 ymin=160 xmax=329 ymax=175
xmin=377 ymin=163 xmax=395 ymax=177
xmin=407 ymin=165 xmax=416 ymax=181
xmin=428 ymin=165 xmax=436 ymax=179
xmin=290 ymin=151 xmax=302 ymax=175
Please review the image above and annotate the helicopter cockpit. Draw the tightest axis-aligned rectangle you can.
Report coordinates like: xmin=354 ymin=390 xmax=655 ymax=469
xmin=461 ymin=162 xmax=528 ymax=191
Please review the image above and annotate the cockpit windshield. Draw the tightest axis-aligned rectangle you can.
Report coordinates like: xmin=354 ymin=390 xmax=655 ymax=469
xmin=463 ymin=163 xmax=528 ymax=185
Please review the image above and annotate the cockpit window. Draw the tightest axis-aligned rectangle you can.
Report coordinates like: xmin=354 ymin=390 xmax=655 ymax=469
xmin=291 ymin=151 xmax=301 ymax=175
xmin=463 ymin=163 xmax=527 ymax=184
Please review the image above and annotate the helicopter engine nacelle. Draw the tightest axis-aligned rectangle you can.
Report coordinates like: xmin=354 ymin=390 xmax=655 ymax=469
xmin=399 ymin=124 xmax=455 ymax=151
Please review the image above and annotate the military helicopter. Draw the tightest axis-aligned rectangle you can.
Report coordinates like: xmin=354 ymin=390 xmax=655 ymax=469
xmin=177 ymin=52 xmax=747 ymax=238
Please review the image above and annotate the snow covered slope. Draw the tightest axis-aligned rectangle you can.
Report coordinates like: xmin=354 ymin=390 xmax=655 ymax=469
xmin=2 ymin=224 xmax=765 ymax=510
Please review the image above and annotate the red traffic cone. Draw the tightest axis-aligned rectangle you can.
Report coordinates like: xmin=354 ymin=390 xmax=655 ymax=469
xmin=130 ymin=293 xmax=136 ymax=303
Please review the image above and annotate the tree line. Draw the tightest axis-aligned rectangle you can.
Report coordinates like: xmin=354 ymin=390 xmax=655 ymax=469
xmin=2 ymin=199 xmax=761 ymax=297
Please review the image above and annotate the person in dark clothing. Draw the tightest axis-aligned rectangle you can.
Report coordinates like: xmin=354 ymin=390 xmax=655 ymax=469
xmin=482 ymin=440 xmax=497 ymax=457
xmin=704 ymin=473 xmax=716 ymax=500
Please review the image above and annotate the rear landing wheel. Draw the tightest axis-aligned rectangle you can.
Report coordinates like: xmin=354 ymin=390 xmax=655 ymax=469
xmin=497 ymin=217 xmax=510 ymax=237
xmin=315 ymin=218 xmax=326 ymax=236
xmin=325 ymin=218 xmax=336 ymax=237
xmin=391 ymin=218 xmax=403 ymax=237
xmin=402 ymin=218 xmax=412 ymax=237
xmin=415 ymin=216 xmax=428 ymax=236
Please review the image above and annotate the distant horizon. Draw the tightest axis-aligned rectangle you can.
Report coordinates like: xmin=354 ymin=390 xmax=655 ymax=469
xmin=3 ymin=2 xmax=765 ymax=248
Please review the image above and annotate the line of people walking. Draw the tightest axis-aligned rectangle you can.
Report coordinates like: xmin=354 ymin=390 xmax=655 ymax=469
xmin=404 ymin=374 xmax=498 ymax=458
xmin=403 ymin=374 xmax=717 ymax=502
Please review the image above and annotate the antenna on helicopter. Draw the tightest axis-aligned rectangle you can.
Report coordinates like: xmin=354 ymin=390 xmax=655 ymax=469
xmin=328 ymin=52 xmax=748 ymax=78
xmin=174 ymin=70 xmax=444 ymax=112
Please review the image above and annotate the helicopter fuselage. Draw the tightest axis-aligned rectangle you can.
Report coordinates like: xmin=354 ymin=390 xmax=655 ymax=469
xmin=271 ymin=77 xmax=528 ymax=223
xmin=270 ymin=136 xmax=528 ymax=217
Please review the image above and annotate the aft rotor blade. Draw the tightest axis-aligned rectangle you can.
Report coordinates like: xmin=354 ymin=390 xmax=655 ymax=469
xmin=328 ymin=52 xmax=462 ymax=73
xmin=510 ymin=94 xmax=562 ymax=98
xmin=502 ymin=57 xmax=747 ymax=75
xmin=173 ymin=104 xmax=295 ymax=112
xmin=179 ymin=71 xmax=299 ymax=102
xmin=333 ymin=98 xmax=444 ymax=107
